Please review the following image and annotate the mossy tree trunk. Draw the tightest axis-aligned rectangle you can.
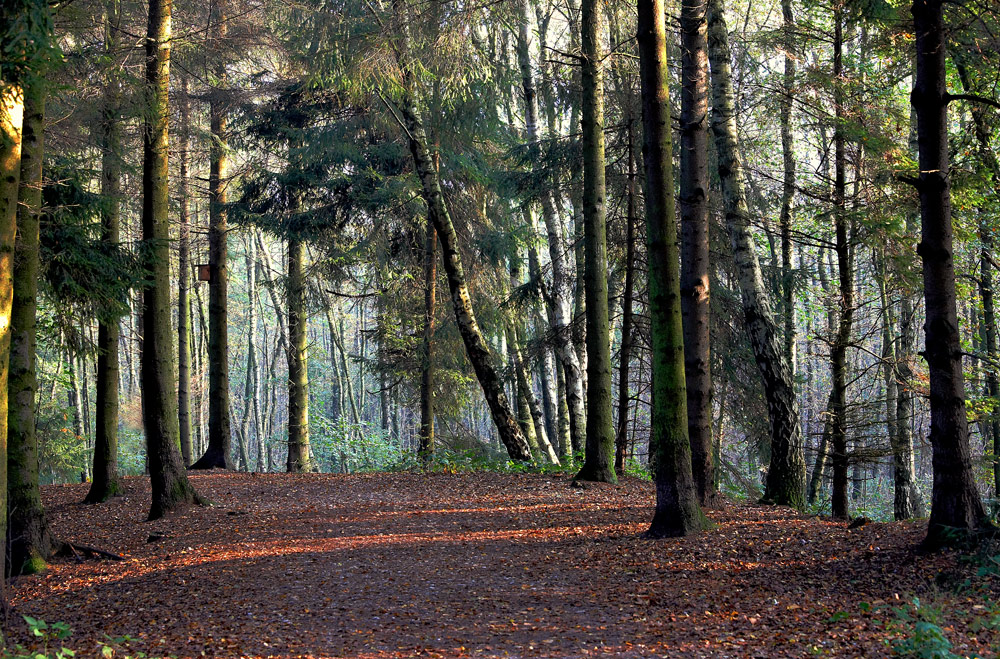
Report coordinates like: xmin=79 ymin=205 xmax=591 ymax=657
xmin=0 ymin=82 xmax=23 ymax=587
xmin=8 ymin=77 xmax=53 ymax=575
xmin=141 ymin=0 xmax=200 ymax=520
xmin=639 ymin=0 xmax=705 ymax=537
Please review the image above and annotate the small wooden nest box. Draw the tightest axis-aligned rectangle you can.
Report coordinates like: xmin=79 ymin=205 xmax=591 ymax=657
xmin=197 ymin=264 xmax=211 ymax=282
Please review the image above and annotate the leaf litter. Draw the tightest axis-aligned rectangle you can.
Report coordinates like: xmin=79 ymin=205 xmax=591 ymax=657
xmin=9 ymin=472 xmax=998 ymax=658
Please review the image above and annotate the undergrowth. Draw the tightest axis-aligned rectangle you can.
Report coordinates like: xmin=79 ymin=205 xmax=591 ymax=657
xmin=2 ymin=617 xmax=164 ymax=659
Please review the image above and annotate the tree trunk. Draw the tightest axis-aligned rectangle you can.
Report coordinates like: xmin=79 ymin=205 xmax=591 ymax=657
xmin=614 ymin=117 xmax=637 ymax=477
xmin=779 ymin=0 xmax=796 ymax=375
xmin=895 ymin=238 xmax=923 ymax=518
xmin=639 ymin=0 xmax=705 ymax=537
xmin=807 ymin=389 xmax=834 ymax=506
xmin=87 ymin=0 xmax=125 ymax=503
xmin=0 ymin=77 xmax=24 ymax=588
xmin=829 ymin=10 xmax=852 ymax=520
xmin=392 ymin=0 xmax=531 ymax=462
xmin=241 ymin=234 xmax=259 ymax=470
xmin=575 ymin=0 xmax=616 ymax=483
xmin=911 ymin=0 xmax=987 ymax=545
xmin=177 ymin=74 xmax=193 ymax=467
xmin=956 ymin=62 xmax=1000 ymax=506
xmin=141 ymin=0 xmax=199 ymax=520
xmin=287 ymin=236 xmax=311 ymax=472
xmin=679 ymin=0 xmax=714 ymax=505
xmin=706 ymin=0 xmax=804 ymax=508
xmin=8 ymin=77 xmax=53 ymax=575
xmin=510 ymin=260 xmax=559 ymax=464
xmin=419 ymin=216 xmax=436 ymax=461
xmin=192 ymin=0 xmax=232 ymax=470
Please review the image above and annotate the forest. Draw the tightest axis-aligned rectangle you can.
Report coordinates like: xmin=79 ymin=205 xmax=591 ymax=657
xmin=2 ymin=0 xmax=1000 ymax=654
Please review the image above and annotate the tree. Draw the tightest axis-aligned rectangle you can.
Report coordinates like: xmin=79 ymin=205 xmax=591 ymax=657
xmin=706 ymin=0 xmax=804 ymax=508
xmin=177 ymin=73 xmax=193 ymax=468
xmin=8 ymin=65 xmax=54 ymax=575
xmin=575 ymin=0 xmax=616 ymax=484
xmin=910 ymin=0 xmax=988 ymax=545
xmin=418 ymin=216 xmax=436 ymax=462
xmin=142 ymin=0 xmax=200 ymax=519
xmin=390 ymin=0 xmax=532 ymax=462
xmin=515 ymin=0 xmax=587 ymax=455
xmin=679 ymin=0 xmax=714 ymax=505
xmin=286 ymin=234 xmax=311 ymax=472
xmin=192 ymin=0 xmax=233 ymax=470
xmin=829 ymin=7 xmax=853 ymax=520
xmin=0 ymin=82 xmax=19 ymax=586
xmin=640 ymin=0 xmax=706 ymax=536
xmin=87 ymin=0 xmax=125 ymax=502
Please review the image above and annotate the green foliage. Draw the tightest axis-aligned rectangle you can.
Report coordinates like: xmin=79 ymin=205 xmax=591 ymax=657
xmin=41 ymin=159 xmax=145 ymax=325
xmin=310 ymin=415 xmax=404 ymax=473
xmin=888 ymin=599 xmax=963 ymax=659
xmin=6 ymin=616 xmax=73 ymax=659
xmin=0 ymin=0 xmax=60 ymax=90
xmin=3 ymin=618 xmax=162 ymax=659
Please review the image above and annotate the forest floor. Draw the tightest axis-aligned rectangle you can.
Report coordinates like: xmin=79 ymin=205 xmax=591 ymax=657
xmin=9 ymin=472 xmax=1000 ymax=658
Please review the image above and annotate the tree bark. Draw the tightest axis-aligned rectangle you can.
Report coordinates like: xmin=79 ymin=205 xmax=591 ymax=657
xmin=706 ymin=0 xmax=804 ymax=508
xmin=141 ymin=0 xmax=199 ymax=520
xmin=911 ymin=0 xmax=987 ymax=545
xmin=87 ymin=0 xmax=125 ymax=503
xmin=639 ymin=0 xmax=705 ymax=537
xmin=177 ymin=73 xmax=193 ymax=467
xmin=287 ymin=236 xmax=311 ymax=472
xmin=575 ymin=0 xmax=616 ymax=483
xmin=192 ymin=0 xmax=232 ymax=470
xmin=679 ymin=0 xmax=714 ymax=505
xmin=8 ymin=77 xmax=53 ymax=575
xmin=419 ymin=216 xmax=436 ymax=461
xmin=0 ymin=79 xmax=23 ymax=588
xmin=829 ymin=10 xmax=852 ymax=520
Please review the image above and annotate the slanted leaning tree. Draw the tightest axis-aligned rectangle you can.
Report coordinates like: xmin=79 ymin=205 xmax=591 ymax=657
xmin=706 ymin=0 xmax=804 ymax=507
xmin=390 ymin=0 xmax=532 ymax=461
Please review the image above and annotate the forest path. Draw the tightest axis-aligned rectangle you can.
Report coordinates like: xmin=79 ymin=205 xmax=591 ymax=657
xmin=11 ymin=472 xmax=993 ymax=658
